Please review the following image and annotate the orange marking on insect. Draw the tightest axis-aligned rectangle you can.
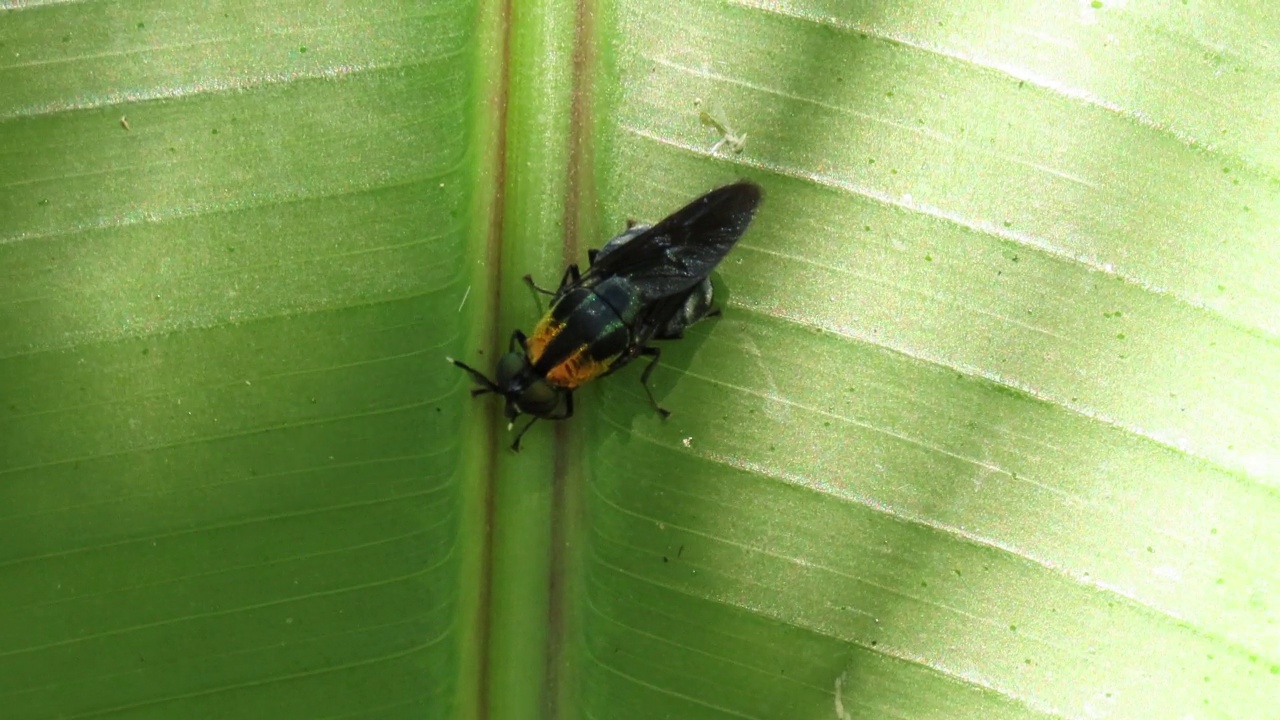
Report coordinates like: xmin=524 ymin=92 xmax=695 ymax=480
xmin=547 ymin=346 xmax=616 ymax=389
xmin=527 ymin=316 xmax=562 ymax=365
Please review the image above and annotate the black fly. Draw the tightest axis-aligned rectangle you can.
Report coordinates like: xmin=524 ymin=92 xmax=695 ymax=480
xmin=450 ymin=181 xmax=763 ymax=449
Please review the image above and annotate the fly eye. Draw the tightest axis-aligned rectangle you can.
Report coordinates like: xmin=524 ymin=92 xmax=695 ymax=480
xmin=519 ymin=380 xmax=560 ymax=414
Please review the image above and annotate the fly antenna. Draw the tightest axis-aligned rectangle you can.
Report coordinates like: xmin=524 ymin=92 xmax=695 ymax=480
xmin=446 ymin=356 xmax=503 ymax=395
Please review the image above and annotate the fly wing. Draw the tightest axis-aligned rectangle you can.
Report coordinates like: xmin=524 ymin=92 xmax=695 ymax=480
xmin=581 ymin=181 xmax=762 ymax=302
xmin=631 ymin=287 xmax=697 ymax=345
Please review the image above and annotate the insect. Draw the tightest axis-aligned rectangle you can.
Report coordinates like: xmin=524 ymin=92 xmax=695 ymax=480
xmin=449 ymin=181 xmax=762 ymax=450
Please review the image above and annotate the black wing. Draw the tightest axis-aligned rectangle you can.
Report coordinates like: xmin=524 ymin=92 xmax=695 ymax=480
xmin=633 ymin=286 xmax=702 ymax=343
xmin=581 ymin=181 xmax=762 ymax=302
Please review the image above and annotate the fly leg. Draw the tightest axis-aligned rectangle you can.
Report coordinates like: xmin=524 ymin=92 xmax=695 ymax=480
xmin=509 ymin=391 xmax=572 ymax=451
xmin=554 ymin=390 xmax=574 ymax=420
xmin=510 ymin=329 xmax=529 ymax=352
xmin=510 ymin=418 xmax=537 ymax=451
xmin=524 ymin=276 xmax=556 ymax=297
xmin=524 ymin=264 xmax=580 ymax=297
xmin=638 ymin=347 xmax=672 ymax=419
xmin=522 ymin=275 xmax=553 ymax=314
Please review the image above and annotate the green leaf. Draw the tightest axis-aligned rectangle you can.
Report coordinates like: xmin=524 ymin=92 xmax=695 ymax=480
xmin=2 ymin=1 xmax=1277 ymax=719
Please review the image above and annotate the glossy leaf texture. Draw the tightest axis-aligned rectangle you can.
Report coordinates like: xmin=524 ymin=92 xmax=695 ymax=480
xmin=577 ymin=1 xmax=1279 ymax=719
xmin=1 ymin=1 xmax=1277 ymax=719
xmin=1 ymin=1 xmax=481 ymax=717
